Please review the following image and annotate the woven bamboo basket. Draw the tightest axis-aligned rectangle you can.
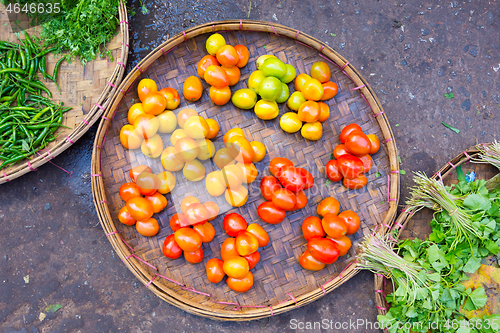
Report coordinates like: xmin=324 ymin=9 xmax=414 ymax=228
xmin=374 ymin=145 xmax=499 ymax=316
xmin=92 ymin=20 xmax=400 ymax=320
xmin=0 ymin=0 xmax=129 ymax=184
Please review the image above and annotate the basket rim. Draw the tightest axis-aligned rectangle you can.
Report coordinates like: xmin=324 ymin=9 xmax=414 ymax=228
xmin=0 ymin=0 xmax=129 ymax=184
xmin=91 ymin=19 xmax=401 ymax=320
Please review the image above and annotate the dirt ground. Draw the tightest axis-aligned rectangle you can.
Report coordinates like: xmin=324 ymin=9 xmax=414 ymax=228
xmin=1 ymin=0 xmax=499 ymax=332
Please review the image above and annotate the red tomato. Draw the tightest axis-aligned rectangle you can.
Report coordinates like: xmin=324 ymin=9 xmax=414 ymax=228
xmin=322 ymin=214 xmax=348 ymax=238
xmin=337 ymin=154 xmax=364 ymax=179
xmin=302 ymin=216 xmax=326 ymax=241
xmin=162 ymin=234 xmax=183 ymax=259
xmin=184 ymin=247 xmax=204 ymax=264
xmin=185 ymin=203 xmax=209 ymax=226
xmin=136 ymin=218 xmax=160 ymax=237
xmin=193 ymin=222 xmax=215 ymax=243
xmin=257 ymin=201 xmax=286 ymax=224
xmin=220 ymin=238 xmax=240 ymax=261
xmin=246 ymin=223 xmax=269 ymax=247
xmin=320 ymin=81 xmax=339 ymax=100
xmin=343 ymin=174 xmax=368 ymax=189
xmin=279 ymin=166 xmax=308 ymax=193
xmin=359 ymin=154 xmax=373 ymax=173
xmin=333 ymin=144 xmax=349 ymax=160
xmin=328 ymin=235 xmax=352 ymax=256
xmin=206 ymin=258 xmax=225 ymax=283
xmin=340 ymin=124 xmax=362 ymax=144
xmin=145 ymin=192 xmax=167 ymax=213
xmin=272 ymin=188 xmax=297 ymax=211
xmin=269 ymin=157 xmax=294 ymax=177
xmin=244 ymin=251 xmax=260 ymax=270
xmin=367 ymin=134 xmax=380 ymax=154
xmin=126 ymin=197 xmax=154 ymax=221
xmin=174 ymin=228 xmax=202 ymax=252
xmin=234 ymin=44 xmax=249 ymax=68
xmin=119 ymin=182 xmax=141 ymax=202
xmin=223 ymin=257 xmax=249 ymax=279
xmin=235 ymin=231 xmax=259 ymax=256
xmin=223 ymin=213 xmax=248 ymax=236
xmin=135 ymin=172 xmax=160 ymax=196
xmin=325 ymin=160 xmax=343 ymax=182
xmin=317 ymin=197 xmax=340 ymax=217
xmin=338 ymin=210 xmax=361 ymax=235
xmin=299 ymin=250 xmax=326 ymax=271
xmin=227 ymin=271 xmax=253 ymax=292
xmin=294 ymin=190 xmax=308 ymax=210
xmin=260 ymin=176 xmax=282 ymax=201
xmin=118 ymin=206 xmax=136 ymax=226
xmin=299 ymin=168 xmax=314 ymax=190
xmin=129 ymin=165 xmax=153 ymax=183
xmin=170 ymin=213 xmax=187 ymax=231
xmin=345 ymin=130 xmax=372 ymax=156
xmin=307 ymin=238 xmax=340 ymax=264
xmin=204 ymin=65 xmax=229 ymax=88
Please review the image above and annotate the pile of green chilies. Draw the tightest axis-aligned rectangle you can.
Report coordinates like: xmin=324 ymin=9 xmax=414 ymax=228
xmin=0 ymin=32 xmax=71 ymax=170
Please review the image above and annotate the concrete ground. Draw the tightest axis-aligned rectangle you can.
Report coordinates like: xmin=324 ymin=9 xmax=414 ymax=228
xmin=1 ymin=0 xmax=499 ymax=332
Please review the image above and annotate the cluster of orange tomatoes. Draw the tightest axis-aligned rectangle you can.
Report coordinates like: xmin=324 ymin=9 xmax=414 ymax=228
xmin=257 ymin=157 xmax=314 ymax=224
xmin=325 ymin=123 xmax=381 ymax=189
xmin=299 ymin=198 xmax=360 ymax=270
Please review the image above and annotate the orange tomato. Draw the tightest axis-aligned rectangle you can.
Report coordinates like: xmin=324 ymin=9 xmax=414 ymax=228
xmin=272 ymin=188 xmax=297 ymax=211
xmin=209 ymin=85 xmax=231 ymax=106
xmin=120 ymin=125 xmax=143 ymax=149
xmin=294 ymin=73 xmax=311 ymax=92
xmin=205 ymin=171 xmax=226 ymax=197
xmin=141 ymin=134 xmax=164 ymax=158
xmin=158 ymin=87 xmax=181 ymax=110
xmin=135 ymin=172 xmax=160 ymax=196
xmin=136 ymin=218 xmax=160 ymax=237
xmin=119 ymin=182 xmax=141 ymax=201
xmin=299 ymin=250 xmax=326 ymax=271
xmin=138 ymin=78 xmax=157 ymax=102
xmin=205 ymin=118 xmax=219 ymax=139
xmin=183 ymin=76 xmax=203 ymax=102
xmin=206 ymin=258 xmax=225 ymax=283
xmin=170 ymin=213 xmax=187 ymax=231
xmin=321 ymin=214 xmax=348 ymax=239
xmin=226 ymin=136 xmax=254 ymax=164
xmin=118 ymin=206 xmax=136 ymax=226
xmin=328 ymin=235 xmax=352 ymax=256
xmin=220 ymin=237 xmax=240 ymax=261
xmin=250 ymin=141 xmax=266 ymax=163
xmin=310 ymin=61 xmax=331 ymax=83
xmin=239 ymin=162 xmax=258 ymax=184
xmin=235 ymin=230 xmax=259 ymax=256
xmin=367 ymin=134 xmax=380 ymax=154
xmin=180 ymin=196 xmax=201 ymax=214
xmin=129 ymin=165 xmax=152 ymax=182
xmin=213 ymin=148 xmax=236 ymax=169
xmin=221 ymin=164 xmax=244 ymax=189
xmin=297 ymin=101 xmax=320 ymax=123
xmin=257 ymin=201 xmax=286 ymax=224
xmin=216 ymin=45 xmax=239 ymax=67
xmin=177 ymin=108 xmax=198 ymax=128
xmin=184 ymin=116 xmax=209 ymax=139
xmin=333 ymin=144 xmax=349 ymax=160
xmin=317 ymin=102 xmax=330 ymax=123
xmin=185 ymin=202 xmax=209 ymax=226
xmin=317 ymin=197 xmax=340 ymax=217
xmin=160 ymin=146 xmax=184 ymax=172
xmin=244 ymin=251 xmax=260 ymax=270
xmin=320 ymin=81 xmax=339 ymax=100
xmin=301 ymin=122 xmax=323 ymax=141
xmin=174 ymin=137 xmax=200 ymax=162
xmin=234 ymin=45 xmax=249 ymax=68
xmin=302 ymin=216 xmax=326 ymax=241
xmin=193 ymin=222 xmax=215 ymax=242
xmin=340 ymin=124 xmax=363 ymax=144
xmin=204 ymin=65 xmax=229 ymax=88
xmin=184 ymin=247 xmax=204 ymax=264
xmin=174 ymin=228 xmax=202 ymax=252
xmin=222 ymin=66 xmax=241 ymax=86
xmin=269 ymin=157 xmax=294 ymax=178
xmin=225 ymin=186 xmax=248 ymax=207
xmin=294 ymin=190 xmax=308 ymax=210
xmin=345 ymin=130 xmax=372 ymax=156
xmin=227 ymin=271 xmax=253 ymax=292
xmin=128 ymin=103 xmax=145 ymax=125
xmin=223 ymin=128 xmax=245 ymax=143
xmin=359 ymin=154 xmax=373 ymax=173
xmin=157 ymin=171 xmax=176 ymax=194
xmin=133 ymin=114 xmax=159 ymax=139
xmin=246 ymin=223 xmax=269 ymax=247
xmin=338 ymin=210 xmax=361 ymax=235
xmin=145 ymin=192 xmax=167 ymax=213
xmin=223 ymin=257 xmax=249 ymax=279
xmin=162 ymin=234 xmax=183 ymax=259
xmin=302 ymin=77 xmax=324 ymax=101
xmin=197 ymin=55 xmax=220 ymax=79
xmin=204 ymin=201 xmax=219 ymax=221
xmin=143 ymin=91 xmax=167 ymax=116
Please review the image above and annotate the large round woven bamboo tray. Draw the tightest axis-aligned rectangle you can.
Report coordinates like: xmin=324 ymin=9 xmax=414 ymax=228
xmin=0 ymin=1 xmax=129 ymax=184
xmin=374 ymin=146 xmax=499 ymax=316
xmin=92 ymin=20 xmax=400 ymax=320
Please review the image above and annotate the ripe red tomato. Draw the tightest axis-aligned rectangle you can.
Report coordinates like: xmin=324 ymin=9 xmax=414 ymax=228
xmin=234 ymin=44 xmax=249 ymax=68
xmin=246 ymin=223 xmax=269 ymax=247
xmin=260 ymin=176 xmax=282 ymax=201
xmin=340 ymin=124 xmax=362 ymax=144
xmin=220 ymin=237 xmax=240 ymax=261
xmin=118 ymin=206 xmax=136 ymax=226
xmin=328 ymin=235 xmax=352 ymax=256
xmin=343 ymin=174 xmax=368 ymax=189
xmin=119 ymin=182 xmax=141 ymax=202
xmin=269 ymin=157 xmax=294 ymax=177
xmin=136 ymin=218 xmax=160 ymax=237
xmin=294 ymin=190 xmax=308 ymax=210
xmin=257 ymin=201 xmax=286 ymax=224
xmin=317 ymin=197 xmax=341 ymax=217
xmin=126 ymin=197 xmax=154 ymax=221
xmin=235 ymin=231 xmax=259 ymax=256
xmin=298 ymin=168 xmax=314 ymax=190
xmin=145 ymin=192 xmax=167 ymax=213
xmin=193 ymin=222 xmax=215 ymax=243
xmin=227 ymin=271 xmax=253 ymax=292
xmin=184 ymin=247 xmax=204 ymax=264
xmin=279 ymin=166 xmax=308 ymax=193
xmin=129 ymin=165 xmax=152 ymax=182
xmin=345 ymin=130 xmax=372 ymax=156
xmin=185 ymin=203 xmax=209 ymax=226
xmin=174 ymin=228 xmax=202 ymax=252
xmin=244 ymin=251 xmax=260 ymax=270
xmin=307 ymin=238 xmax=340 ymax=264
xmin=359 ymin=154 xmax=373 ymax=173
xmin=322 ymin=214 xmax=348 ymax=239
xmin=162 ymin=234 xmax=183 ymax=259
xmin=337 ymin=154 xmax=364 ymax=179
xmin=299 ymin=250 xmax=326 ymax=271
xmin=272 ymin=188 xmax=297 ymax=211
xmin=367 ymin=134 xmax=380 ymax=154
xmin=206 ymin=258 xmax=225 ymax=283
xmin=325 ymin=160 xmax=343 ymax=182
xmin=170 ymin=213 xmax=187 ymax=231
xmin=302 ymin=216 xmax=326 ymax=241
xmin=338 ymin=210 xmax=361 ymax=235
xmin=223 ymin=213 xmax=248 ymax=236
xmin=135 ymin=172 xmax=160 ymax=196
xmin=223 ymin=257 xmax=250 ymax=279
xmin=333 ymin=144 xmax=349 ymax=160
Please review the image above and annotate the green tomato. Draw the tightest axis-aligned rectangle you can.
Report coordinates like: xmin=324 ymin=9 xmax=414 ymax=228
xmin=254 ymin=100 xmax=279 ymax=120
xmin=280 ymin=112 xmax=303 ymax=133
xmin=286 ymin=91 xmax=306 ymax=111
xmin=206 ymin=33 xmax=226 ymax=55
xmin=276 ymin=83 xmax=290 ymax=103
xmin=281 ymin=64 xmax=297 ymax=83
xmin=248 ymin=70 xmax=266 ymax=94
xmin=256 ymin=55 xmax=277 ymax=70
xmin=261 ymin=58 xmax=287 ymax=79
xmin=232 ymin=89 xmax=258 ymax=110
xmin=258 ymin=77 xmax=282 ymax=101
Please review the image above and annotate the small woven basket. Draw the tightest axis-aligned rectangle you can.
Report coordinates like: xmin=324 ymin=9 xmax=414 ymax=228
xmin=374 ymin=146 xmax=499 ymax=315
xmin=92 ymin=20 xmax=400 ymax=320
xmin=0 ymin=0 xmax=129 ymax=184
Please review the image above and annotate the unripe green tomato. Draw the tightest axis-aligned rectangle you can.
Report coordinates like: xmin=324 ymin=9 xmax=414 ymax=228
xmin=261 ymin=58 xmax=287 ymax=79
xmin=281 ymin=64 xmax=297 ymax=83
xmin=258 ymin=77 xmax=282 ymax=101
xmin=276 ymin=83 xmax=290 ymax=103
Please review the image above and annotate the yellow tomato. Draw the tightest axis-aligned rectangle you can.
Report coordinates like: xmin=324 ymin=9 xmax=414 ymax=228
xmin=205 ymin=170 xmax=226 ymax=197
xmin=231 ymin=89 xmax=258 ymax=109
xmin=183 ymin=160 xmax=206 ymax=182
xmin=170 ymin=129 xmax=187 ymax=146
xmin=213 ymin=148 xmax=236 ymax=169
xmin=184 ymin=116 xmax=209 ymax=139
xmin=221 ymin=164 xmax=244 ymax=189
xmin=286 ymin=91 xmax=306 ymax=111
xmin=120 ymin=124 xmax=143 ymax=149
xmin=206 ymin=33 xmax=226 ymax=55
xmin=177 ymin=108 xmax=198 ymax=128
xmin=280 ymin=112 xmax=303 ymax=133
xmin=225 ymin=186 xmax=248 ymax=207
xmin=157 ymin=171 xmax=176 ymax=194
xmin=141 ymin=134 xmax=164 ymax=158
xmin=161 ymin=146 xmax=184 ymax=172
xmin=137 ymin=78 xmax=157 ymax=102
xmin=301 ymin=121 xmax=323 ymax=141
xmin=254 ymin=100 xmax=279 ymax=120
xmin=205 ymin=118 xmax=219 ymax=139
xmin=157 ymin=110 xmax=177 ymax=133
xmin=196 ymin=139 xmax=215 ymax=160
xmin=294 ymin=73 xmax=311 ymax=92
xmin=174 ymin=137 xmax=200 ymax=162
xmin=302 ymin=77 xmax=324 ymax=101
xmin=248 ymin=70 xmax=266 ymax=94
xmin=250 ymin=141 xmax=266 ymax=163
xmin=133 ymin=114 xmax=159 ymax=139
xmin=128 ymin=103 xmax=145 ymax=125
